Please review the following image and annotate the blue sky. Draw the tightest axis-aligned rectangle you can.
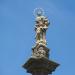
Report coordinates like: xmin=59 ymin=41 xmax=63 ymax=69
xmin=0 ymin=0 xmax=75 ymax=75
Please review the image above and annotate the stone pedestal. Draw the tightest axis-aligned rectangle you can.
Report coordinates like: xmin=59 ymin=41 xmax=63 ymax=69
xmin=23 ymin=57 xmax=59 ymax=75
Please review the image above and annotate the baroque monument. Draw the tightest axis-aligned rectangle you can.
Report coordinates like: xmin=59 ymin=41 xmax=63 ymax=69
xmin=23 ymin=8 xmax=59 ymax=75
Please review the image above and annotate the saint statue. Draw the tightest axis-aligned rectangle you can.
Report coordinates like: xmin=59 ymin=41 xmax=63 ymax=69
xmin=34 ymin=8 xmax=50 ymax=46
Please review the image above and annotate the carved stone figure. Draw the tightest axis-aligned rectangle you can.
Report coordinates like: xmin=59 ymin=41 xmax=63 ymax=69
xmin=32 ymin=8 xmax=50 ymax=58
xmin=32 ymin=46 xmax=46 ymax=58
xmin=37 ymin=47 xmax=46 ymax=57
xmin=35 ymin=14 xmax=49 ymax=46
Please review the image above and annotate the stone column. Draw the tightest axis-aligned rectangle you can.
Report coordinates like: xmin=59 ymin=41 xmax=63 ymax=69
xmin=22 ymin=8 xmax=59 ymax=75
xmin=32 ymin=71 xmax=48 ymax=75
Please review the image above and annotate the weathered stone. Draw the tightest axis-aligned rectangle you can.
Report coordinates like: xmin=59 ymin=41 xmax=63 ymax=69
xmin=23 ymin=57 xmax=59 ymax=74
xmin=32 ymin=44 xmax=49 ymax=58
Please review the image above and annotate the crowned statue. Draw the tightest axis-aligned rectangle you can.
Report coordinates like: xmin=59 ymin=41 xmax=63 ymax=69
xmin=34 ymin=8 xmax=50 ymax=46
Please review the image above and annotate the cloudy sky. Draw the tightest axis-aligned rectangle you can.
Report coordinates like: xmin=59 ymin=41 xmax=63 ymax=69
xmin=0 ymin=0 xmax=75 ymax=75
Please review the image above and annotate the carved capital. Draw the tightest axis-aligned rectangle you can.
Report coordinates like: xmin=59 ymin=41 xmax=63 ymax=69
xmin=32 ymin=44 xmax=49 ymax=59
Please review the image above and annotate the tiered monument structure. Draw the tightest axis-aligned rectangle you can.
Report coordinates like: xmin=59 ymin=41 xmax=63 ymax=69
xmin=23 ymin=8 xmax=59 ymax=75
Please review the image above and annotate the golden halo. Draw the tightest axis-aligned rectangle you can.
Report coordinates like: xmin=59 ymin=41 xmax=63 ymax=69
xmin=33 ymin=8 xmax=44 ymax=17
